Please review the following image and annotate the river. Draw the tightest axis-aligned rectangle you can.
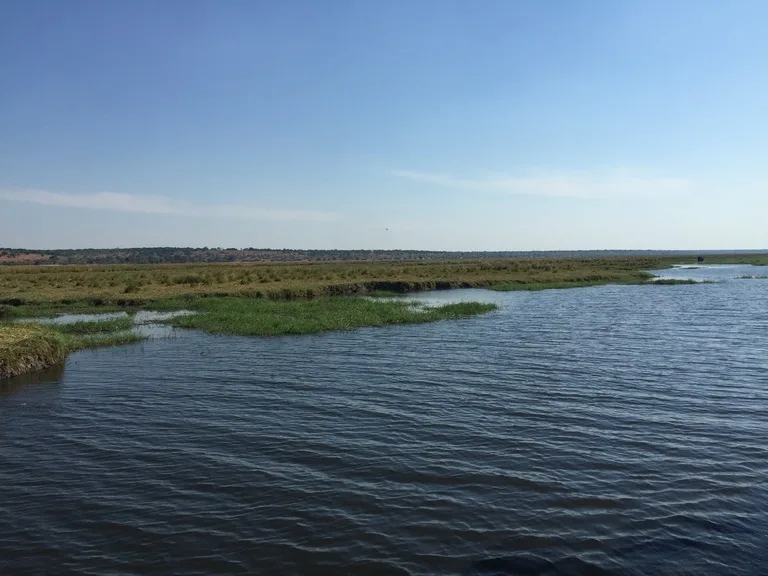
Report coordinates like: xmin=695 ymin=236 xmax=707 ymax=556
xmin=1 ymin=265 xmax=766 ymax=575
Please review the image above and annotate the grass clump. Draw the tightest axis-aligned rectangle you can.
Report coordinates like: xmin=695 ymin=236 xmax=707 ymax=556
xmin=158 ymin=296 xmax=497 ymax=337
xmin=0 ymin=325 xmax=68 ymax=379
xmin=54 ymin=316 xmax=133 ymax=335
xmin=1 ymin=321 xmax=144 ymax=380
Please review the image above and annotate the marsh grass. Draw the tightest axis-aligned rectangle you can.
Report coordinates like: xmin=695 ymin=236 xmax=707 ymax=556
xmin=158 ymin=296 xmax=497 ymax=337
xmin=63 ymin=331 xmax=144 ymax=351
xmin=54 ymin=317 xmax=134 ymax=335
xmin=0 ymin=325 xmax=68 ymax=379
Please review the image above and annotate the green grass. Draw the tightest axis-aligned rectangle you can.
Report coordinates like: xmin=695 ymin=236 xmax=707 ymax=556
xmin=156 ymin=296 xmax=497 ymax=337
xmin=53 ymin=316 xmax=134 ymax=335
xmin=63 ymin=331 xmax=144 ymax=351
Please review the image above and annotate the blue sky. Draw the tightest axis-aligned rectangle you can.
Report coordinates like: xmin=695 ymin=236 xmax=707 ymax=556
xmin=1 ymin=0 xmax=766 ymax=250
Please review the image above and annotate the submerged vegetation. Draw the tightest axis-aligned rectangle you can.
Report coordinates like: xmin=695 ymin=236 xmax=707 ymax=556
xmin=152 ymin=296 xmax=497 ymax=337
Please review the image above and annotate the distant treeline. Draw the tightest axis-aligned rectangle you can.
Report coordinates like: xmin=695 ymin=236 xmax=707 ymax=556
xmin=1 ymin=247 xmax=765 ymax=266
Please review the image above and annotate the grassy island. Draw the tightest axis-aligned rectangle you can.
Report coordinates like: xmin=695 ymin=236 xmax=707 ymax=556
xmin=150 ymin=296 xmax=497 ymax=337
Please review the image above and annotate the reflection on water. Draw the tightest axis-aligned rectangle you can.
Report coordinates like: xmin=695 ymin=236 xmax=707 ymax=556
xmin=1 ymin=265 xmax=767 ymax=575
xmin=0 ymin=363 xmax=65 ymax=397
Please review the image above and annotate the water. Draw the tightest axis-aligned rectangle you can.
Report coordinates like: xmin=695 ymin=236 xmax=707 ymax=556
xmin=1 ymin=266 xmax=767 ymax=575
xmin=15 ymin=311 xmax=129 ymax=324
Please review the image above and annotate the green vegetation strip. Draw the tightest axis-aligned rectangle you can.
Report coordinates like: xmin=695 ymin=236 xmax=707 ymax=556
xmin=53 ymin=316 xmax=134 ymax=334
xmin=153 ymin=296 xmax=498 ymax=337
xmin=63 ymin=332 xmax=144 ymax=352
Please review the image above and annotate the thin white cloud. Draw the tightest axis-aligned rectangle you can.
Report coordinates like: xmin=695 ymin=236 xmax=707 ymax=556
xmin=0 ymin=189 xmax=338 ymax=222
xmin=392 ymin=169 xmax=693 ymax=200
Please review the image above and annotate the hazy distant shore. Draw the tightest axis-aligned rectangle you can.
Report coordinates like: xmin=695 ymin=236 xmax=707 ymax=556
xmin=1 ymin=247 xmax=767 ymax=266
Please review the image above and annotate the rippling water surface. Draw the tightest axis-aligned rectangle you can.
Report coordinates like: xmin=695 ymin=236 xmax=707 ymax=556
xmin=2 ymin=266 xmax=767 ymax=575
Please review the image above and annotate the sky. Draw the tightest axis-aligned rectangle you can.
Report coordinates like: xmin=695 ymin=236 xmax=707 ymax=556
xmin=1 ymin=0 xmax=767 ymax=251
